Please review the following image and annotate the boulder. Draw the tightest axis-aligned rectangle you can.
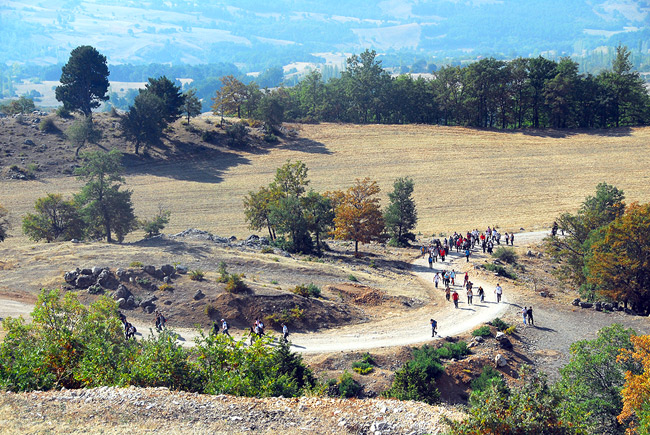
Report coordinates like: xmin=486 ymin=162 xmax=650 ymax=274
xmin=116 ymin=298 xmax=127 ymax=308
xmin=64 ymin=270 xmax=79 ymax=284
xmin=126 ymin=295 xmax=137 ymax=308
xmin=153 ymin=269 xmax=165 ymax=280
xmin=160 ymin=264 xmax=175 ymax=277
xmin=116 ymin=268 xmax=128 ymax=281
xmin=495 ymin=354 xmax=507 ymax=367
xmin=193 ymin=290 xmax=205 ymax=301
xmin=23 ymin=139 xmax=35 ymax=146
xmin=163 ymin=276 xmax=171 ymax=284
xmin=540 ymin=291 xmax=548 ymax=298
xmin=97 ymin=269 xmax=117 ymax=288
xmin=91 ymin=266 xmax=104 ymax=277
xmin=143 ymin=304 xmax=156 ymax=314
xmin=246 ymin=234 xmax=259 ymax=243
xmin=176 ymin=265 xmax=188 ymax=274
xmin=140 ymin=296 xmax=158 ymax=308
xmin=579 ymin=302 xmax=593 ymax=309
xmin=75 ymin=274 xmax=94 ymax=289
xmin=572 ymin=298 xmax=581 ymax=306
xmin=143 ymin=265 xmax=156 ymax=276
xmin=497 ymin=336 xmax=513 ymax=350
xmin=594 ymin=301 xmax=602 ymax=311
xmin=495 ymin=332 xmax=505 ymax=340
xmin=80 ymin=268 xmax=93 ymax=276
xmin=603 ymin=303 xmax=614 ymax=311
xmin=114 ymin=284 xmax=132 ymax=300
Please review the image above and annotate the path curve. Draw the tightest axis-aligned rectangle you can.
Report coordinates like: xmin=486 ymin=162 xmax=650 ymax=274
xmin=0 ymin=232 xmax=548 ymax=354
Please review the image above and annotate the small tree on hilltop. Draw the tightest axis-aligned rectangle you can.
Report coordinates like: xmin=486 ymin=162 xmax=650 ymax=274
xmin=22 ymin=193 xmax=84 ymax=242
xmin=384 ymin=177 xmax=417 ymax=247
xmin=55 ymin=45 xmax=110 ymax=118
xmin=74 ymin=150 xmax=137 ymax=243
xmin=121 ymin=91 xmax=165 ymax=155
xmin=140 ymin=207 xmax=171 ymax=238
xmin=144 ymin=76 xmax=184 ymax=125
xmin=182 ymin=89 xmax=202 ymax=125
xmin=65 ymin=116 xmax=102 ymax=158
xmin=329 ymin=177 xmax=384 ymax=256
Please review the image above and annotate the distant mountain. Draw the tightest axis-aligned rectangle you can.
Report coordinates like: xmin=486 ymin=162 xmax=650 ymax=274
xmin=1 ymin=0 xmax=649 ymax=72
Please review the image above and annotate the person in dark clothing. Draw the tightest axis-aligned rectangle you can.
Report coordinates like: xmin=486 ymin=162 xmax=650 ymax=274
xmin=212 ymin=321 xmax=219 ymax=335
xmin=527 ymin=307 xmax=534 ymax=325
xmin=430 ymin=319 xmax=438 ymax=337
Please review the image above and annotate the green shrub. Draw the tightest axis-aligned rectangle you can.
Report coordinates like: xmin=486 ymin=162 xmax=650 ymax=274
xmin=336 ymin=371 xmax=362 ymax=398
xmin=483 ymin=263 xmax=518 ymax=279
xmin=87 ymin=284 xmax=104 ymax=295
xmin=39 ymin=117 xmax=59 ymax=133
xmin=505 ymin=325 xmax=517 ymax=335
xmin=140 ymin=209 xmax=170 ymax=238
xmin=265 ymin=306 xmax=304 ymax=326
xmin=352 ymin=352 xmax=376 ymax=374
xmin=135 ymin=276 xmax=151 ymax=286
xmin=263 ymin=133 xmax=278 ymax=143
xmin=129 ymin=261 xmax=143 ymax=268
xmin=204 ymin=304 xmax=217 ymax=318
xmin=56 ymin=106 xmax=72 ymax=118
xmin=347 ymin=274 xmax=358 ymax=282
xmin=491 ymin=317 xmax=510 ymax=331
xmin=158 ymin=283 xmax=174 ymax=292
xmin=470 ymin=365 xmax=507 ymax=393
xmin=436 ymin=341 xmax=470 ymax=359
xmin=189 ymin=269 xmax=204 ymax=281
xmin=270 ymin=280 xmax=279 ymax=285
xmin=217 ymin=261 xmax=229 ymax=283
xmin=261 ymin=246 xmax=274 ymax=254
xmin=225 ymin=122 xmax=247 ymax=145
xmin=225 ymin=273 xmax=248 ymax=293
xmin=472 ymin=325 xmax=492 ymax=337
xmin=492 ymin=247 xmax=518 ymax=264
xmin=201 ymin=129 xmax=216 ymax=143
xmin=291 ymin=283 xmax=321 ymax=298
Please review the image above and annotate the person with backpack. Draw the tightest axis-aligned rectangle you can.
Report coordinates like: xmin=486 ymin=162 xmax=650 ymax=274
xmin=465 ymin=248 xmax=471 ymax=262
xmin=522 ymin=306 xmax=527 ymax=325
xmin=428 ymin=254 xmax=433 ymax=269
xmin=430 ymin=319 xmax=438 ymax=337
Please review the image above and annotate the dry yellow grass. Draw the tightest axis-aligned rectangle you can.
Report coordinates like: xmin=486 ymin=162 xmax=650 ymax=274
xmin=1 ymin=123 xmax=650 ymax=245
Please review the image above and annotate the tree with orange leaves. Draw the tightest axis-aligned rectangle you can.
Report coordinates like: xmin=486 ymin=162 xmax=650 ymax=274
xmin=618 ymin=334 xmax=650 ymax=434
xmin=328 ymin=178 xmax=384 ymax=256
xmin=586 ymin=202 xmax=650 ymax=315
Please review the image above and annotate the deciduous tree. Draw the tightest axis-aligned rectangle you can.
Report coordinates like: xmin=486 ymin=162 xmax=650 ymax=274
xmin=22 ymin=193 xmax=84 ymax=242
xmin=55 ymin=46 xmax=109 ymax=118
xmin=182 ymin=88 xmax=202 ymax=124
xmin=211 ymin=75 xmax=247 ymax=119
xmin=65 ymin=116 xmax=102 ymax=158
xmin=618 ymin=334 xmax=650 ymax=434
xmin=330 ymin=178 xmax=384 ymax=256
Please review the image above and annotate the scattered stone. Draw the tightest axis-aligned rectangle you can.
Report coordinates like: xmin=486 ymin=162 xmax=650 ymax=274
xmin=91 ymin=266 xmax=104 ymax=276
xmin=579 ymin=302 xmax=593 ymax=309
xmin=23 ymin=139 xmax=35 ymax=146
xmin=143 ymin=265 xmax=156 ymax=276
xmin=603 ymin=303 xmax=614 ymax=311
xmin=193 ymin=290 xmax=205 ymax=301
xmin=140 ymin=296 xmax=158 ymax=308
xmin=594 ymin=301 xmax=602 ymax=311
xmin=572 ymin=298 xmax=581 ymax=306
xmin=143 ymin=304 xmax=156 ymax=314
xmin=539 ymin=291 xmax=548 ymax=298
xmin=116 ymin=298 xmax=127 ymax=308
xmin=176 ymin=265 xmax=188 ymax=274
xmin=495 ymin=354 xmax=507 ymax=367
xmin=64 ymin=270 xmax=79 ymax=284
xmin=114 ymin=285 xmax=132 ymax=301
xmin=75 ymin=274 xmax=94 ymax=289
xmin=160 ymin=264 xmax=175 ymax=277
xmin=97 ymin=269 xmax=117 ymax=288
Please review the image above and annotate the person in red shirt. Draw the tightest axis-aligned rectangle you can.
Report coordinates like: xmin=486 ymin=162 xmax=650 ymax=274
xmin=452 ymin=290 xmax=459 ymax=308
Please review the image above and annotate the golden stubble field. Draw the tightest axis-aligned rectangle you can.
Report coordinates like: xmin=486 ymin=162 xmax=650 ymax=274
xmin=2 ymin=123 xmax=650 ymax=246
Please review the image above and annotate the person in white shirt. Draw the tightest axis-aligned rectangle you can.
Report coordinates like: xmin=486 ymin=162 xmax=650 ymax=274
xmin=495 ymin=283 xmax=503 ymax=303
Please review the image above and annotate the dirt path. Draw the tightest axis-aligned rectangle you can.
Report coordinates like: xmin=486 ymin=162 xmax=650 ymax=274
xmin=1 ymin=232 xmax=548 ymax=353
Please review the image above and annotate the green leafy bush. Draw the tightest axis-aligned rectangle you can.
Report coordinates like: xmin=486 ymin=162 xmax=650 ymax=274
xmin=435 ymin=341 xmax=470 ymax=359
xmin=291 ymin=283 xmax=321 ymax=298
xmin=490 ymin=317 xmax=510 ymax=331
xmin=39 ymin=117 xmax=59 ymax=133
xmin=204 ymin=304 xmax=217 ymax=318
xmin=471 ymin=365 xmax=507 ymax=394
xmin=189 ymin=269 xmax=204 ymax=281
xmin=472 ymin=325 xmax=492 ymax=337
xmin=129 ymin=261 xmax=143 ymax=268
xmin=352 ymin=352 xmax=376 ymax=374
xmin=135 ymin=276 xmax=151 ymax=286
xmin=347 ymin=274 xmax=358 ymax=282
xmin=225 ymin=273 xmax=248 ymax=293
xmin=336 ymin=371 xmax=362 ymax=398
xmin=265 ymin=306 xmax=304 ymax=326
xmin=158 ymin=283 xmax=174 ymax=292
xmin=140 ymin=209 xmax=170 ymax=238
xmin=483 ymin=263 xmax=518 ymax=280
xmin=261 ymin=246 xmax=274 ymax=254
xmin=492 ymin=247 xmax=518 ymax=264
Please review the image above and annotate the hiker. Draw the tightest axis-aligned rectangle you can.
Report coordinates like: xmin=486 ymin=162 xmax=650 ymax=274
xmin=527 ymin=307 xmax=534 ymax=325
xmin=125 ymin=322 xmax=137 ymax=340
xmin=466 ymin=287 xmax=473 ymax=305
xmin=221 ymin=318 xmax=230 ymax=337
xmin=445 ymin=286 xmax=451 ymax=302
xmin=478 ymin=286 xmax=485 ymax=303
xmin=510 ymin=232 xmax=515 ymax=246
xmin=522 ymin=306 xmax=527 ymax=324
xmin=434 ymin=272 xmax=440 ymax=288
xmin=450 ymin=269 xmax=456 ymax=286
xmin=428 ymin=254 xmax=433 ymax=269
xmin=552 ymin=221 xmax=558 ymax=236
xmin=118 ymin=311 xmax=127 ymax=325
xmin=481 ymin=238 xmax=487 ymax=253
xmin=463 ymin=272 xmax=469 ymax=288
xmin=257 ymin=318 xmax=265 ymax=337
xmin=495 ymin=283 xmax=503 ymax=303
xmin=452 ymin=289 xmax=459 ymax=308
xmin=430 ymin=318 xmax=438 ymax=337
xmin=465 ymin=248 xmax=470 ymax=262
xmin=282 ymin=323 xmax=289 ymax=343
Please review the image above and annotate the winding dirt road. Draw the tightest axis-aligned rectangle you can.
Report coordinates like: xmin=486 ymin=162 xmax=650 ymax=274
xmin=1 ymin=231 xmax=548 ymax=353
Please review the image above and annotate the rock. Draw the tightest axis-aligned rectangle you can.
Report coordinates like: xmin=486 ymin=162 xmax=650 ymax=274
xmin=160 ymin=264 xmax=175 ymax=277
xmin=163 ymin=276 xmax=171 ymax=284
xmin=140 ymin=296 xmax=158 ymax=308
xmin=143 ymin=304 xmax=156 ymax=314
xmin=526 ymin=250 xmax=534 ymax=257
xmin=594 ymin=301 xmax=602 ymax=311
xmin=80 ymin=268 xmax=93 ymax=276
xmin=193 ymin=290 xmax=205 ymax=301
xmin=579 ymin=302 xmax=593 ymax=309
xmin=97 ymin=269 xmax=117 ymax=288
xmin=116 ymin=268 xmax=128 ymax=280
xmin=572 ymin=298 xmax=581 ymax=306
xmin=540 ymin=291 xmax=548 ymax=298
xmin=91 ymin=266 xmax=104 ymax=277
xmin=126 ymin=295 xmax=137 ymax=308
xmin=116 ymin=298 xmax=126 ymax=308
xmin=603 ymin=303 xmax=614 ymax=311
xmin=23 ymin=139 xmax=35 ymax=146
xmin=495 ymin=332 xmax=505 ymax=340
xmin=497 ymin=336 xmax=513 ymax=350
xmin=64 ymin=270 xmax=79 ymax=284
xmin=473 ymin=336 xmax=484 ymax=343
xmin=229 ymin=236 xmax=237 ymax=242
xmin=495 ymin=354 xmax=507 ymax=367
xmin=153 ymin=269 xmax=165 ymax=280
xmin=75 ymin=274 xmax=94 ymax=289
xmin=114 ymin=284 xmax=132 ymax=300
xmin=246 ymin=234 xmax=259 ymax=243
xmin=176 ymin=265 xmax=188 ymax=274
xmin=143 ymin=265 xmax=156 ymax=276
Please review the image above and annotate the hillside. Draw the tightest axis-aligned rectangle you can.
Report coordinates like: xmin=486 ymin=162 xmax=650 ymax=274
xmin=2 ymin=0 xmax=649 ymax=70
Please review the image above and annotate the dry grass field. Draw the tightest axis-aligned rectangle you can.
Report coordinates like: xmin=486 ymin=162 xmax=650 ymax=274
xmin=1 ymin=122 xmax=650 ymax=247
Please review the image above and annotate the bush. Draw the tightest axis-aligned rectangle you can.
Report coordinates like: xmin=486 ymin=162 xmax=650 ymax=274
xmin=204 ymin=304 xmax=217 ymax=318
xmin=492 ymin=247 xmax=518 ymax=264
xmin=136 ymin=276 xmax=151 ymax=286
xmin=471 ymin=365 xmax=507 ymax=393
xmin=336 ymin=371 xmax=362 ymax=398
xmin=347 ymin=274 xmax=358 ymax=282
xmin=265 ymin=306 xmax=304 ymax=326
xmin=291 ymin=283 xmax=321 ymax=298
xmin=56 ymin=106 xmax=72 ymax=118
xmin=490 ymin=317 xmax=510 ymax=331
xmin=201 ymin=129 xmax=216 ymax=143
xmin=261 ymin=246 xmax=274 ymax=254
xmin=472 ymin=325 xmax=492 ymax=337
xmin=140 ymin=209 xmax=170 ymax=238
xmin=352 ymin=353 xmax=376 ymax=374
xmin=483 ymin=263 xmax=518 ymax=280
xmin=217 ymin=261 xmax=229 ymax=283
xmin=225 ymin=273 xmax=248 ymax=293
xmin=505 ymin=325 xmax=517 ymax=335
xmin=158 ymin=283 xmax=174 ymax=292
xmin=189 ymin=269 xmax=204 ymax=281
xmin=225 ymin=122 xmax=247 ymax=145
xmin=39 ymin=117 xmax=59 ymax=133
xmin=87 ymin=284 xmax=104 ymax=295
xmin=129 ymin=261 xmax=143 ymax=268
xmin=435 ymin=341 xmax=470 ymax=359
xmin=263 ymin=133 xmax=278 ymax=143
